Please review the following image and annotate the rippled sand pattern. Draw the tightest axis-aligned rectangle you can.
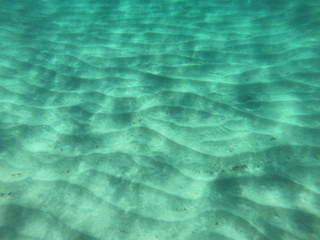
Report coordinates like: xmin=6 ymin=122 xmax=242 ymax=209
xmin=1 ymin=1 xmax=320 ymax=239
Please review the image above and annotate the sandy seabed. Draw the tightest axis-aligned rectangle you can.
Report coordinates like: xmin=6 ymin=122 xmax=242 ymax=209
xmin=0 ymin=1 xmax=319 ymax=240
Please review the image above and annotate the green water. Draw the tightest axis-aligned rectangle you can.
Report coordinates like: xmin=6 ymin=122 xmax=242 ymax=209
xmin=0 ymin=1 xmax=319 ymax=239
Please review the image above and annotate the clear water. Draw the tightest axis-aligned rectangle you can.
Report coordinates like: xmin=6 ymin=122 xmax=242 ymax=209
xmin=0 ymin=1 xmax=319 ymax=239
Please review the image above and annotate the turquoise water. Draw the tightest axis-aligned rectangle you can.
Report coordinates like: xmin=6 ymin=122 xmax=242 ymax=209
xmin=1 ymin=0 xmax=320 ymax=239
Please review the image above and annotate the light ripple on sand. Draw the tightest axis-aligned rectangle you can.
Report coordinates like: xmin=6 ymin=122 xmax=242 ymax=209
xmin=1 ymin=1 xmax=320 ymax=240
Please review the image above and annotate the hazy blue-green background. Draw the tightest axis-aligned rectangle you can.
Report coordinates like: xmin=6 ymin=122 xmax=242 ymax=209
xmin=0 ymin=1 xmax=319 ymax=239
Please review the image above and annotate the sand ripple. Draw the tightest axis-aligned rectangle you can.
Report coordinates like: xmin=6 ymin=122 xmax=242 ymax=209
xmin=0 ymin=1 xmax=319 ymax=239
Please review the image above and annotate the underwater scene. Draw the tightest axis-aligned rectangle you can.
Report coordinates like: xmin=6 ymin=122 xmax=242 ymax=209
xmin=0 ymin=0 xmax=319 ymax=239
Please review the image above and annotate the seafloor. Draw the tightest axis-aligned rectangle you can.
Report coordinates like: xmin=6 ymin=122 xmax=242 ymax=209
xmin=0 ymin=1 xmax=319 ymax=240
